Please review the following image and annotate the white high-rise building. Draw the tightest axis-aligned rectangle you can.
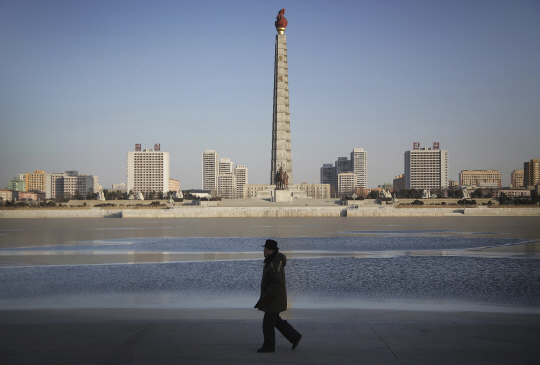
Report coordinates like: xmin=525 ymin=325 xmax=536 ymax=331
xmin=202 ymin=150 xmax=219 ymax=191
xmin=320 ymin=148 xmax=368 ymax=196
xmin=127 ymin=147 xmax=170 ymax=194
xmin=219 ymin=158 xmax=234 ymax=174
xmin=404 ymin=144 xmax=448 ymax=190
xmin=235 ymin=165 xmax=248 ymax=199
xmin=351 ymin=148 xmax=367 ymax=188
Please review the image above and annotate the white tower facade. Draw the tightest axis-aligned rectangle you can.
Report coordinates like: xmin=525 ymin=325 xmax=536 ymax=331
xmin=202 ymin=150 xmax=219 ymax=191
xmin=404 ymin=145 xmax=448 ymax=190
xmin=235 ymin=165 xmax=248 ymax=198
xmin=351 ymin=148 xmax=367 ymax=188
xmin=127 ymin=147 xmax=170 ymax=194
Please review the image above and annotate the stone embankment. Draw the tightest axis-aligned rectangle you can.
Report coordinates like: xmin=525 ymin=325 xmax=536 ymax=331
xmin=0 ymin=209 xmax=122 ymax=218
xmin=1 ymin=206 xmax=539 ymax=218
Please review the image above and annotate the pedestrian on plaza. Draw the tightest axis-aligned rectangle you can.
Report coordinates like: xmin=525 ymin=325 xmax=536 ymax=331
xmin=254 ymin=239 xmax=302 ymax=353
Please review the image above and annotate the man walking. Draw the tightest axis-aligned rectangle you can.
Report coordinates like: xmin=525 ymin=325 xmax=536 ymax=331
xmin=254 ymin=239 xmax=302 ymax=353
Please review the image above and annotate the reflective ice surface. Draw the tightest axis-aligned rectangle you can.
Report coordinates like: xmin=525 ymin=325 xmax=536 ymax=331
xmin=1 ymin=233 xmax=539 ymax=312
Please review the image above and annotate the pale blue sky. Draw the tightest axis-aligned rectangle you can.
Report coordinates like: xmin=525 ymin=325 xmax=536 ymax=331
xmin=1 ymin=0 xmax=539 ymax=190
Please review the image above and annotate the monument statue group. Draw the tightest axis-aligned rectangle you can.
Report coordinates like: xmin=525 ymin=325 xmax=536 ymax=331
xmin=274 ymin=165 xmax=289 ymax=190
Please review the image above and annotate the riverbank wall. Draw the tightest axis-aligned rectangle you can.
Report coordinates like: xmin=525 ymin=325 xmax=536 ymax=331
xmin=1 ymin=206 xmax=539 ymax=218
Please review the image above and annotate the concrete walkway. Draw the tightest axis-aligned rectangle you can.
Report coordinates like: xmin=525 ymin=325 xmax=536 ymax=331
xmin=1 ymin=309 xmax=539 ymax=364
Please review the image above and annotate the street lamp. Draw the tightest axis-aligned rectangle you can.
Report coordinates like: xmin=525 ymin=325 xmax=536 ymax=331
xmin=128 ymin=194 xmax=134 ymax=209
xmin=352 ymin=193 xmax=357 ymax=209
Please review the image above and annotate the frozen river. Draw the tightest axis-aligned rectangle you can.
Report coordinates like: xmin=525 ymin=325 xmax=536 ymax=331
xmin=1 ymin=217 xmax=539 ymax=312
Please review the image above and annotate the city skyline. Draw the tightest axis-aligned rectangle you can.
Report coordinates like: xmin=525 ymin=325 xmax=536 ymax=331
xmin=1 ymin=1 xmax=539 ymax=189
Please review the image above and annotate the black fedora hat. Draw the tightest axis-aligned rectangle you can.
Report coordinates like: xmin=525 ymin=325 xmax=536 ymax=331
xmin=262 ymin=239 xmax=279 ymax=250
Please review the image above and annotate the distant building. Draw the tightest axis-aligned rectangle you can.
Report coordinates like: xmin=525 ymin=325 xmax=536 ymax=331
xmin=12 ymin=191 xmax=41 ymax=201
xmin=203 ymin=151 xmax=248 ymax=199
xmin=524 ymin=159 xmax=540 ymax=188
xmin=217 ymin=157 xmax=235 ymax=199
xmin=404 ymin=143 xmax=448 ymax=190
xmin=393 ymin=174 xmax=405 ymax=192
xmin=351 ymin=148 xmax=368 ymax=189
xmin=235 ymin=165 xmax=248 ymax=199
xmin=25 ymin=170 xmax=50 ymax=194
xmin=202 ymin=150 xmax=219 ymax=191
xmin=448 ymin=179 xmax=459 ymax=188
xmin=337 ymin=173 xmax=357 ymax=198
xmin=7 ymin=178 xmax=25 ymax=191
xmin=320 ymin=164 xmax=335 ymax=184
xmin=217 ymin=174 xmax=237 ymax=199
xmin=492 ymin=188 xmax=530 ymax=198
xmin=50 ymin=171 xmax=100 ymax=199
xmin=511 ymin=169 xmax=524 ymax=188
xmin=378 ymin=182 xmax=393 ymax=190
xmin=295 ymin=183 xmax=331 ymax=199
xmin=0 ymin=189 xmax=13 ymax=201
xmin=320 ymin=148 xmax=368 ymax=196
xmin=127 ymin=145 xmax=170 ymax=194
xmin=169 ymin=179 xmax=180 ymax=192
xmin=459 ymin=170 xmax=501 ymax=188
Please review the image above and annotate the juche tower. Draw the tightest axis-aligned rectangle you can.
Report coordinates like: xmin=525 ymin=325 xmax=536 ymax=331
xmin=270 ymin=9 xmax=293 ymax=185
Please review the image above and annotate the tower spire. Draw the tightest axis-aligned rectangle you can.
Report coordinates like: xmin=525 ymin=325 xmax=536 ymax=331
xmin=271 ymin=9 xmax=292 ymax=185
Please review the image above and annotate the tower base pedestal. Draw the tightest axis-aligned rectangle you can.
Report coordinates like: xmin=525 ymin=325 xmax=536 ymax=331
xmin=272 ymin=189 xmax=293 ymax=202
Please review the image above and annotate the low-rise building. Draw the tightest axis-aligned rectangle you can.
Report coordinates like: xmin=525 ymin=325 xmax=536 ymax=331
xmin=337 ymin=173 xmax=357 ymax=198
xmin=459 ymin=169 xmax=501 ymax=188
xmin=169 ymin=179 xmax=180 ymax=192
xmin=491 ymin=188 xmax=530 ymax=198
xmin=0 ymin=189 xmax=13 ymax=201
xmin=7 ymin=178 xmax=26 ymax=191
xmin=393 ymin=174 xmax=405 ymax=192
xmin=295 ymin=183 xmax=331 ymax=199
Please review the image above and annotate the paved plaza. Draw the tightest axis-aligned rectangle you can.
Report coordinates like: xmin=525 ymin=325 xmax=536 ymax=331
xmin=1 ymin=308 xmax=539 ymax=364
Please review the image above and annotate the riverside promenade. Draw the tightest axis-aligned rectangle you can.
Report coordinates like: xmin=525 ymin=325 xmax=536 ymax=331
xmin=1 ymin=308 xmax=539 ymax=365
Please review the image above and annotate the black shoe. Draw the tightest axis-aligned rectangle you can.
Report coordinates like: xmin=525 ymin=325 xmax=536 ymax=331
xmin=292 ymin=335 xmax=302 ymax=350
xmin=257 ymin=347 xmax=275 ymax=353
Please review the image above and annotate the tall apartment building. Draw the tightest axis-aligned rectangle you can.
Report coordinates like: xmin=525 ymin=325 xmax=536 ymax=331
xmin=351 ymin=148 xmax=367 ymax=188
xmin=202 ymin=150 xmax=219 ymax=191
xmin=404 ymin=143 xmax=448 ymax=190
xmin=127 ymin=145 xmax=170 ymax=194
xmin=169 ymin=179 xmax=180 ymax=192
xmin=459 ymin=170 xmax=501 ymax=188
xmin=524 ymin=159 xmax=540 ymax=187
xmin=320 ymin=148 xmax=368 ymax=197
xmin=235 ymin=165 xmax=248 ymax=199
xmin=511 ymin=169 xmax=524 ymax=188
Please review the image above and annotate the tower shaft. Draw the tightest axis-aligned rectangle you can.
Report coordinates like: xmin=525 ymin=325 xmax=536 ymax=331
xmin=271 ymin=33 xmax=292 ymax=184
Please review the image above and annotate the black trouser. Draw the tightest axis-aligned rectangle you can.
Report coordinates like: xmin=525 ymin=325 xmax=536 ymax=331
xmin=262 ymin=312 xmax=301 ymax=349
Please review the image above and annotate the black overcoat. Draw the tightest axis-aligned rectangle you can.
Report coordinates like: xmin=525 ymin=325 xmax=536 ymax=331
xmin=254 ymin=252 xmax=288 ymax=313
